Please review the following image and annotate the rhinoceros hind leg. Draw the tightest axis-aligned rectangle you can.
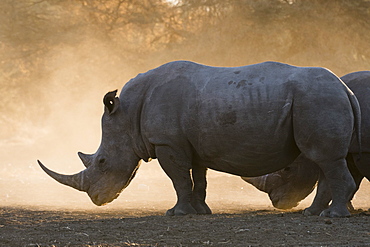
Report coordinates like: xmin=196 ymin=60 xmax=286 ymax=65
xmin=303 ymin=160 xmax=355 ymax=217
xmin=315 ymin=159 xmax=354 ymax=217
xmin=319 ymin=207 xmax=351 ymax=217
xmin=302 ymin=170 xmax=331 ymax=216
xmin=294 ymin=93 xmax=356 ymax=217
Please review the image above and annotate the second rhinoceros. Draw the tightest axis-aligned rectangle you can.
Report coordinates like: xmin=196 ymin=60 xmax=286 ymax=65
xmin=39 ymin=61 xmax=360 ymax=217
xmin=243 ymin=71 xmax=370 ymax=214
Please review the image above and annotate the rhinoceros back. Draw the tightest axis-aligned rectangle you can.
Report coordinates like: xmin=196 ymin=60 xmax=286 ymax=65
xmin=122 ymin=61 xmax=354 ymax=176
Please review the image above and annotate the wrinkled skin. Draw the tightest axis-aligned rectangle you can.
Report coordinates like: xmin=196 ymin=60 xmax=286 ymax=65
xmin=39 ymin=61 xmax=360 ymax=217
xmin=242 ymin=71 xmax=370 ymax=214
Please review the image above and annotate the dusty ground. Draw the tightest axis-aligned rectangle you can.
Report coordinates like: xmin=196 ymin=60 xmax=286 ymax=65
xmin=1 ymin=144 xmax=369 ymax=246
xmin=1 ymin=162 xmax=370 ymax=247
xmin=1 ymin=205 xmax=369 ymax=246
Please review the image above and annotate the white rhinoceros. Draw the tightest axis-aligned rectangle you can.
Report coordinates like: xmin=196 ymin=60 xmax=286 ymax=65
xmin=39 ymin=61 xmax=360 ymax=217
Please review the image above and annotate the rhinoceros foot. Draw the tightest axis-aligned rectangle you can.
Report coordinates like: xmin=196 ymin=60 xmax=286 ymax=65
xmin=319 ymin=206 xmax=351 ymax=218
xmin=165 ymin=203 xmax=198 ymax=216
xmin=346 ymin=201 xmax=355 ymax=212
xmin=302 ymin=205 xmax=327 ymax=216
xmin=191 ymin=199 xmax=212 ymax=215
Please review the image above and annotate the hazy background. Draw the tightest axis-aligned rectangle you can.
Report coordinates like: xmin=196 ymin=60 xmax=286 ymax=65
xmin=0 ymin=0 xmax=369 ymax=212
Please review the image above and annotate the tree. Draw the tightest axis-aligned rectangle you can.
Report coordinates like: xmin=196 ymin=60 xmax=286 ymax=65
xmin=1 ymin=0 xmax=370 ymax=141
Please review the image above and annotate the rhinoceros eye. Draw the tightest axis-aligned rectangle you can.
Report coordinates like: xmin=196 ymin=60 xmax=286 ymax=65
xmin=98 ymin=158 xmax=108 ymax=172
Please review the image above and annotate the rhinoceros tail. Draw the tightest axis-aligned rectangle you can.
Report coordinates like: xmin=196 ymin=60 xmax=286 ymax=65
xmin=347 ymin=90 xmax=361 ymax=159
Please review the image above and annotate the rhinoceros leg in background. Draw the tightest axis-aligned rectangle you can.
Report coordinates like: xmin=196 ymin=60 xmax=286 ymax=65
xmin=345 ymin=153 xmax=365 ymax=211
xmin=350 ymin=153 xmax=370 ymax=181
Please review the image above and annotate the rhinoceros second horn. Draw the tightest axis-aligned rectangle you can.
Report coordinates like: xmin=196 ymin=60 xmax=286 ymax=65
xmin=243 ymin=175 xmax=268 ymax=192
xmin=78 ymin=152 xmax=93 ymax=168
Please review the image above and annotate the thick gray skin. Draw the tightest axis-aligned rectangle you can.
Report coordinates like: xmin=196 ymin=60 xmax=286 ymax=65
xmin=38 ymin=61 xmax=359 ymax=217
xmin=243 ymin=71 xmax=370 ymax=214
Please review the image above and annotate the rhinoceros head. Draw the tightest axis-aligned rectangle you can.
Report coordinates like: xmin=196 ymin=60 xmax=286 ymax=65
xmin=242 ymin=156 xmax=319 ymax=209
xmin=38 ymin=90 xmax=141 ymax=206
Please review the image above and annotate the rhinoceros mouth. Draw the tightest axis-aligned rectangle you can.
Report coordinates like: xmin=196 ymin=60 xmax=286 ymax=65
xmin=87 ymin=164 xmax=140 ymax=206
xmin=270 ymin=195 xmax=299 ymax=210
xmin=89 ymin=191 xmax=120 ymax=206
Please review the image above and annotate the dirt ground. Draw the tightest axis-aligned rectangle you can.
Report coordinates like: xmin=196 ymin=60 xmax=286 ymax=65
xmin=1 ymin=162 xmax=370 ymax=247
xmin=1 ymin=205 xmax=369 ymax=247
xmin=1 ymin=145 xmax=369 ymax=246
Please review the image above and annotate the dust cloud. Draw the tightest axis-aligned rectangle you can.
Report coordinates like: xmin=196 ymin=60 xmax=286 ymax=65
xmin=0 ymin=33 xmax=278 ymax=213
xmin=1 ymin=0 xmax=369 ymax=213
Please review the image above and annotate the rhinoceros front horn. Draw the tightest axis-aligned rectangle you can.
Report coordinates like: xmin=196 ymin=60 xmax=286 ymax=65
xmin=38 ymin=160 xmax=86 ymax=191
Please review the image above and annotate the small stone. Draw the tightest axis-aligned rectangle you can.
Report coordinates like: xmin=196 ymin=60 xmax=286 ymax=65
xmin=324 ymin=219 xmax=332 ymax=224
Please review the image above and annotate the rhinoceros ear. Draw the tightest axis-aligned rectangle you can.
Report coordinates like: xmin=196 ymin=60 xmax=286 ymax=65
xmin=103 ymin=89 xmax=120 ymax=115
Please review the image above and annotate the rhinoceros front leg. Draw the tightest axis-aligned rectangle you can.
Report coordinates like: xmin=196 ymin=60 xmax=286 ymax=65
xmin=156 ymin=146 xmax=197 ymax=216
xmin=191 ymin=164 xmax=212 ymax=214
